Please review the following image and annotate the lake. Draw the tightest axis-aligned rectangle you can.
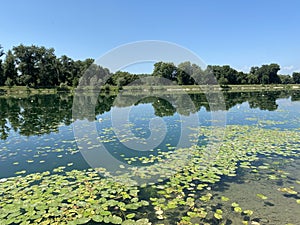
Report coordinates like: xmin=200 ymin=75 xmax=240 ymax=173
xmin=0 ymin=90 xmax=300 ymax=225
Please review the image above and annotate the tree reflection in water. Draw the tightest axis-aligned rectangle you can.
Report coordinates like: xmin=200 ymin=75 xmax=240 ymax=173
xmin=0 ymin=90 xmax=299 ymax=140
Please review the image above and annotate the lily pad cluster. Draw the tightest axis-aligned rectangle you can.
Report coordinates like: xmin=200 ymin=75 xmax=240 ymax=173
xmin=0 ymin=125 xmax=300 ymax=224
xmin=0 ymin=169 xmax=150 ymax=224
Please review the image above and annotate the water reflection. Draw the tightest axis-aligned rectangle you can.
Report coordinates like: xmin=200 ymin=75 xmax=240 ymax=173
xmin=0 ymin=90 xmax=300 ymax=139
xmin=0 ymin=94 xmax=73 ymax=140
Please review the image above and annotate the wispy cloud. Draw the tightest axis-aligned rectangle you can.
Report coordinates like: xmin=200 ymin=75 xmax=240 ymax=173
xmin=282 ymin=65 xmax=294 ymax=71
xmin=279 ymin=65 xmax=299 ymax=75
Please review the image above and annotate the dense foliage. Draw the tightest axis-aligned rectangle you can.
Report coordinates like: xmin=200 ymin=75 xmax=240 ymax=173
xmin=0 ymin=44 xmax=93 ymax=88
xmin=0 ymin=44 xmax=300 ymax=88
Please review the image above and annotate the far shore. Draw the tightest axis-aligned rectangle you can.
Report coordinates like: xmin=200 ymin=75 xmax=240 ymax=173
xmin=1 ymin=84 xmax=300 ymax=97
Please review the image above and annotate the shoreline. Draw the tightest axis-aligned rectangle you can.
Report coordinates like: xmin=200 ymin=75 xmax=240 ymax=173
xmin=1 ymin=84 xmax=300 ymax=97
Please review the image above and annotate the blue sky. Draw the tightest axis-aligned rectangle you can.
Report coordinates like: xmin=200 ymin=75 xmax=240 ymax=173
xmin=1 ymin=0 xmax=300 ymax=74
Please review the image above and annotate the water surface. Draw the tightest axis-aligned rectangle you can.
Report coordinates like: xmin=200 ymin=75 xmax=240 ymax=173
xmin=0 ymin=90 xmax=299 ymax=224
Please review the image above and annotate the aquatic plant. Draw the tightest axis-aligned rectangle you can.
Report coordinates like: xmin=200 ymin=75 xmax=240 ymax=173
xmin=1 ymin=125 xmax=300 ymax=224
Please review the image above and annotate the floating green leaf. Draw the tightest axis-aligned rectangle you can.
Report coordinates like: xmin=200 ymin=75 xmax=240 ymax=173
xmin=256 ymin=193 xmax=268 ymax=200
xmin=221 ymin=196 xmax=229 ymax=202
xmin=110 ymin=215 xmax=123 ymax=224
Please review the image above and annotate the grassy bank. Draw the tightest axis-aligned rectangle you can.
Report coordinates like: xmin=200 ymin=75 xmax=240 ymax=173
xmin=122 ymin=84 xmax=300 ymax=93
xmin=0 ymin=86 xmax=71 ymax=98
xmin=1 ymin=84 xmax=300 ymax=97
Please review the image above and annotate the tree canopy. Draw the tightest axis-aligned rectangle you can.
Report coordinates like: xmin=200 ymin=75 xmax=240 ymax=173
xmin=292 ymin=72 xmax=300 ymax=84
xmin=0 ymin=43 xmax=299 ymax=88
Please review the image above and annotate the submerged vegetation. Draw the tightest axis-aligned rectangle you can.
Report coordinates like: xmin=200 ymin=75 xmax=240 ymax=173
xmin=0 ymin=91 xmax=299 ymax=224
xmin=0 ymin=125 xmax=300 ymax=224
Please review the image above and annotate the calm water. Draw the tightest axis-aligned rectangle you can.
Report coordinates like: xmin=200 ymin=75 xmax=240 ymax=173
xmin=0 ymin=90 xmax=300 ymax=224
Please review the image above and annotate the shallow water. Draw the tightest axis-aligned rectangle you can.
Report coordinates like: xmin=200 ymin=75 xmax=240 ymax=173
xmin=210 ymin=155 xmax=300 ymax=224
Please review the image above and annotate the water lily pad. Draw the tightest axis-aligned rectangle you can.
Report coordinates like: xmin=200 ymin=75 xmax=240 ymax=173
xmin=221 ymin=196 xmax=229 ymax=202
xmin=126 ymin=213 xmax=136 ymax=219
xmin=231 ymin=202 xmax=239 ymax=207
xmin=135 ymin=218 xmax=151 ymax=225
xmin=214 ymin=212 xmax=222 ymax=220
xmin=243 ymin=209 xmax=253 ymax=216
xmin=122 ymin=219 xmax=135 ymax=225
xmin=74 ymin=217 xmax=91 ymax=224
xmin=256 ymin=193 xmax=268 ymax=200
xmin=278 ymin=187 xmax=297 ymax=195
xmin=110 ymin=215 xmax=123 ymax=224
xmin=234 ymin=207 xmax=242 ymax=213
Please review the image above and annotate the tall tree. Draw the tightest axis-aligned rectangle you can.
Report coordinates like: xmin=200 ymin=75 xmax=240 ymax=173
xmin=12 ymin=45 xmax=59 ymax=86
xmin=36 ymin=47 xmax=59 ymax=87
xmin=3 ymin=50 xmax=18 ymax=86
xmin=153 ymin=62 xmax=177 ymax=82
xmin=268 ymin=63 xmax=281 ymax=83
xmin=13 ymin=44 xmax=39 ymax=86
xmin=250 ymin=64 xmax=281 ymax=84
xmin=58 ymin=55 xmax=75 ymax=85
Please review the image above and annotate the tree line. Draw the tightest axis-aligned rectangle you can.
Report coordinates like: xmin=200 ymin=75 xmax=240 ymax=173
xmin=1 ymin=44 xmax=300 ymax=88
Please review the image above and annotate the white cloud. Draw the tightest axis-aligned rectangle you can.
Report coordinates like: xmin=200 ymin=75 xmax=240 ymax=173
xmin=279 ymin=65 xmax=298 ymax=75
xmin=282 ymin=65 xmax=294 ymax=71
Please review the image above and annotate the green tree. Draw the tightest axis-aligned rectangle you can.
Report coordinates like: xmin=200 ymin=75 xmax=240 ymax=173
xmin=218 ymin=76 xmax=229 ymax=85
xmin=0 ymin=45 xmax=5 ymax=85
xmin=13 ymin=44 xmax=62 ymax=87
xmin=279 ymin=75 xmax=293 ymax=84
xmin=36 ymin=47 xmax=59 ymax=87
xmin=57 ymin=55 xmax=75 ymax=85
xmin=206 ymin=65 xmax=238 ymax=85
xmin=247 ymin=73 xmax=259 ymax=84
xmin=153 ymin=62 xmax=177 ymax=82
xmin=3 ymin=50 xmax=18 ymax=86
xmin=236 ymin=72 xmax=248 ymax=84
xmin=177 ymin=61 xmax=195 ymax=85
xmin=221 ymin=65 xmax=238 ymax=84
xmin=248 ymin=66 xmax=260 ymax=84
xmin=108 ymin=71 xmax=138 ymax=87
xmin=292 ymin=72 xmax=300 ymax=84
xmin=73 ymin=59 xmax=95 ymax=87
xmin=268 ymin=63 xmax=281 ymax=83
xmin=250 ymin=64 xmax=281 ymax=84
xmin=13 ymin=44 xmax=39 ymax=86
